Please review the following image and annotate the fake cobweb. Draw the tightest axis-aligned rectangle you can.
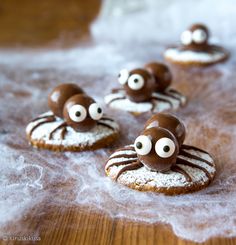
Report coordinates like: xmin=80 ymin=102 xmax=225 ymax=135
xmin=0 ymin=0 xmax=236 ymax=242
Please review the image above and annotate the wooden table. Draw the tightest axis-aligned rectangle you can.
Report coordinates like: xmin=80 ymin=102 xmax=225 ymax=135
xmin=0 ymin=1 xmax=235 ymax=244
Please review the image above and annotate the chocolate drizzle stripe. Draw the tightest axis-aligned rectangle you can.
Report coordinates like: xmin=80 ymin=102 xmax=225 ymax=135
xmin=61 ymin=127 xmax=68 ymax=140
xmin=115 ymin=161 xmax=143 ymax=180
xmin=109 ymin=153 xmax=138 ymax=161
xmin=100 ymin=117 xmax=114 ymax=122
xmin=151 ymin=96 xmax=173 ymax=107
xmin=176 ymin=158 xmax=211 ymax=179
xmin=48 ymin=122 xmax=67 ymax=140
xmin=171 ymin=165 xmax=192 ymax=182
xmin=97 ymin=121 xmax=115 ymax=130
xmin=112 ymin=88 xmax=125 ymax=94
xmin=107 ymin=96 xmax=126 ymax=105
xmin=181 ymin=144 xmax=209 ymax=155
xmin=163 ymin=91 xmax=182 ymax=102
xmin=168 ymin=88 xmax=183 ymax=97
xmin=106 ymin=159 xmax=137 ymax=170
xmin=115 ymin=145 xmax=135 ymax=152
xmin=180 ymin=149 xmax=213 ymax=167
xmin=29 ymin=116 xmax=56 ymax=137
xmin=30 ymin=114 xmax=54 ymax=123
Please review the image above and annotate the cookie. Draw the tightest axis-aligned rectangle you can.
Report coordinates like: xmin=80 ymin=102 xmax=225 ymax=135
xmin=26 ymin=83 xmax=119 ymax=151
xmin=105 ymin=62 xmax=186 ymax=115
xmin=105 ymin=113 xmax=216 ymax=195
xmin=164 ymin=23 xmax=229 ymax=66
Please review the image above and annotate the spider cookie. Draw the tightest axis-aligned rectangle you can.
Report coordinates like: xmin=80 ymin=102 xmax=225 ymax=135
xmin=26 ymin=83 xmax=119 ymax=151
xmin=164 ymin=23 xmax=229 ymax=66
xmin=105 ymin=62 xmax=186 ymax=115
xmin=105 ymin=113 xmax=216 ymax=195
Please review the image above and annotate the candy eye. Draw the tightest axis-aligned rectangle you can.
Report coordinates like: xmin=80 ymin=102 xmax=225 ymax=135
xmin=181 ymin=30 xmax=192 ymax=45
xmin=68 ymin=104 xmax=87 ymax=122
xmin=118 ymin=69 xmax=129 ymax=85
xmin=89 ymin=103 xmax=103 ymax=120
xmin=192 ymin=29 xmax=207 ymax=44
xmin=155 ymin=137 xmax=176 ymax=158
xmin=134 ymin=135 xmax=152 ymax=155
xmin=128 ymin=74 xmax=144 ymax=90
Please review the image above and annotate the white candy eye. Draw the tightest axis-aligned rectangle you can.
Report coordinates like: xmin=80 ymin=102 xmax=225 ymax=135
xmin=89 ymin=103 xmax=103 ymax=120
xmin=118 ymin=69 xmax=129 ymax=85
xmin=155 ymin=137 xmax=176 ymax=158
xmin=128 ymin=74 xmax=144 ymax=90
xmin=181 ymin=30 xmax=192 ymax=45
xmin=134 ymin=135 xmax=152 ymax=156
xmin=192 ymin=29 xmax=207 ymax=44
xmin=68 ymin=104 xmax=87 ymax=122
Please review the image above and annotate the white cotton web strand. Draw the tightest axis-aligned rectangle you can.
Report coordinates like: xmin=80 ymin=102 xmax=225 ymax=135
xmin=0 ymin=0 xmax=236 ymax=242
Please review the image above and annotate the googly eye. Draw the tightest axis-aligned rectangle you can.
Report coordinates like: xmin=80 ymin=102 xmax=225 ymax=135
xmin=89 ymin=103 xmax=103 ymax=120
xmin=68 ymin=104 xmax=87 ymax=122
xmin=134 ymin=135 xmax=152 ymax=156
xmin=155 ymin=137 xmax=176 ymax=158
xmin=181 ymin=30 xmax=192 ymax=45
xmin=192 ymin=29 xmax=207 ymax=44
xmin=128 ymin=74 xmax=144 ymax=90
xmin=118 ymin=69 xmax=129 ymax=85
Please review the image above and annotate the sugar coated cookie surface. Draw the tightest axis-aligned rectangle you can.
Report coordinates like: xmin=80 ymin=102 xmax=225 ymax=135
xmin=26 ymin=112 xmax=119 ymax=151
xmin=164 ymin=46 xmax=229 ymax=66
xmin=105 ymin=88 xmax=186 ymax=114
xmin=105 ymin=145 xmax=216 ymax=195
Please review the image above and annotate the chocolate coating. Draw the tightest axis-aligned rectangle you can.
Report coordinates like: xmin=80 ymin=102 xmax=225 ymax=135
xmin=63 ymin=94 xmax=96 ymax=132
xmin=183 ymin=23 xmax=210 ymax=51
xmin=48 ymin=83 xmax=84 ymax=118
xmin=144 ymin=113 xmax=186 ymax=145
xmin=145 ymin=62 xmax=172 ymax=92
xmin=124 ymin=68 xmax=155 ymax=102
xmin=137 ymin=127 xmax=179 ymax=172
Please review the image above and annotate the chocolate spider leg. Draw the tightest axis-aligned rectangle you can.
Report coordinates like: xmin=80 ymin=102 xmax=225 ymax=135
xmin=150 ymin=99 xmax=157 ymax=112
xmin=97 ymin=121 xmax=114 ymax=130
xmin=105 ymin=159 xmax=137 ymax=171
xmin=48 ymin=122 xmax=67 ymax=140
xmin=176 ymin=157 xmax=211 ymax=179
xmin=181 ymin=144 xmax=209 ymax=154
xmin=162 ymin=91 xmax=182 ymax=102
xmin=151 ymin=96 xmax=173 ymax=107
xmin=114 ymin=160 xmax=143 ymax=181
xmin=109 ymin=153 xmax=137 ymax=161
xmin=115 ymin=145 xmax=135 ymax=152
xmin=100 ymin=116 xmax=114 ymax=122
xmin=171 ymin=165 xmax=192 ymax=182
xmin=29 ymin=116 xmax=56 ymax=137
xmin=107 ymin=96 xmax=126 ymax=105
xmin=112 ymin=88 xmax=125 ymax=93
xmin=30 ymin=114 xmax=55 ymax=123
xmin=61 ymin=126 xmax=68 ymax=140
xmin=179 ymin=149 xmax=213 ymax=167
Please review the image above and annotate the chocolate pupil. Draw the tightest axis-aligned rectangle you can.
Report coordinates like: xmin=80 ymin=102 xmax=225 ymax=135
xmin=118 ymin=73 xmax=121 ymax=78
xmin=97 ymin=108 xmax=102 ymax=113
xmin=136 ymin=142 xmax=142 ymax=149
xmin=134 ymin=78 xmax=139 ymax=83
xmin=163 ymin=145 xmax=170 ymax=152
xmin=75 ymin=111 xmax=81 ymax=117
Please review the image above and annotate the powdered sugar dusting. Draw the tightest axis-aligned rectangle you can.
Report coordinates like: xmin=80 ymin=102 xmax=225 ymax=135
xmin=105 ymin=88 xmax=186 ymax=113
xmin=106 ymin=145 xmax=215 ymax=188
xmin=26 ymin=111 xmax=119 ymax=147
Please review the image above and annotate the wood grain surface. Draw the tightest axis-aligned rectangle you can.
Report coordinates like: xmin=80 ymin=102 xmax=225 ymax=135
xmin=0 ymin=1 xmax=235 ymax=245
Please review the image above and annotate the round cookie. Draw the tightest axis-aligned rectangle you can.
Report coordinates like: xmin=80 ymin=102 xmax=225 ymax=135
xmin=164 ymin=23 xmax=229 ymax=66
xmin=105 ymin=144 xmax=216 ymax=195
xmin=105 ymin=113 xmax=216 ymax=195
xmin=26 ymin=83 xmax=119 ymax=151
xmin=26 ymin=111 xmax=119 ymax=151
xmin=105 ymin=62 xmax=186 ymax=115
